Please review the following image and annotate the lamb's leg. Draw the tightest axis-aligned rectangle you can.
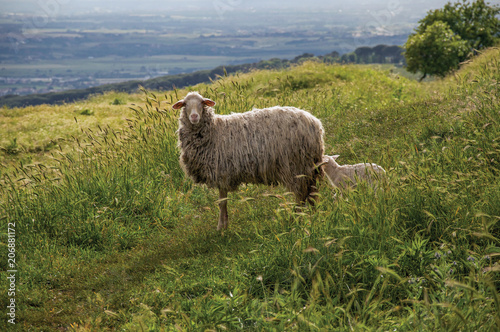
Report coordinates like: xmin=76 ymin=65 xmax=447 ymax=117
xmin=217 ymin=189 xmax=229 ymax=231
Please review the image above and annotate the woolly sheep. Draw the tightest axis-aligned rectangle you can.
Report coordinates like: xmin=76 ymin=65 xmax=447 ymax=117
xmin=173 ymin=91 xmax=324 ymax=231
xmin=321 ymin=155 xmax=385 ymax=190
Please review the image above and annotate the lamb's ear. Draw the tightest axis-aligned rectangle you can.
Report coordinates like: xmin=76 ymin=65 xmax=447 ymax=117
xmin=172 ymin=100 xmax=185 ymax=110
xmin=332 ymin=155 xmax=340 ymax=160
xmin=202 ymin=98 xmax=216 ymax=107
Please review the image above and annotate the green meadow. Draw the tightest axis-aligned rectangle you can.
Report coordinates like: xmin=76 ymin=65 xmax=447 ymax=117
xmin=0 ymin=47 xmax=499 ymax=331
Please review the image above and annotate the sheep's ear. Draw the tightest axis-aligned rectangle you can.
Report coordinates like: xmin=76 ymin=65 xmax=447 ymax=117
xmin=172 ymin=100 xmax=185 ymax=110
xmin=332 ymin=155 xmax=340 ymax=160
xmin=202 ymin=98 xmax=216 ymax=107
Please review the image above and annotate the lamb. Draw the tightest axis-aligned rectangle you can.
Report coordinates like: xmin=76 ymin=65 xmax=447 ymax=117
xmin=321 ymin=155 xmax=386 ymax=190
xmin=173 ymin=91 xmax=324 ymax=231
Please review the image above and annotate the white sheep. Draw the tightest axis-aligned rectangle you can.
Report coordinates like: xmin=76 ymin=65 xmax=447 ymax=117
xmin=173 ymin=91 xmax=325 ymax=231
xmin=321 ymin=155 xmax=386 ymax=190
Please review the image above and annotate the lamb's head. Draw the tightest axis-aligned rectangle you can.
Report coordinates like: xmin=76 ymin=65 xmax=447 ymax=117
xmin=322 ymin=155 xmax=340 ymax=174
xmin=172 ymin=92 xmax=216 ymax=125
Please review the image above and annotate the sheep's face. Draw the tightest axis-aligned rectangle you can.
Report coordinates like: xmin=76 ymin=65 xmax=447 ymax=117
xmin=173 ymin=92 xmax=215 ymax=125
xmin=322 ymin=155 xmax=340 ymax=172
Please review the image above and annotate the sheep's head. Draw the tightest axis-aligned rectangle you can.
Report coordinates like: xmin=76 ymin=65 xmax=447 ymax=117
xmin=322 ymin=155 xmax=340 ymax=173
xmin=173 ymin=92 xmax=216 ymax=125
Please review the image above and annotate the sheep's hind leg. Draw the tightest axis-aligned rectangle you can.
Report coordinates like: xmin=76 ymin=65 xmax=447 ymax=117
xmin=293 ymin=177 xmax=319 ymax=211
xmin=307 ymin=184 xmax=320 ymax=206
xmin=306 ymin=166 xmax=322 ymax=206
xmin=217 ymin=188 xmax=229 ymax=231
xmin=293 ymin=178 xmax=315 ymax=204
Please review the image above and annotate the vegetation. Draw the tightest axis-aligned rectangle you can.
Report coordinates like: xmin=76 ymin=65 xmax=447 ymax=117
xmin=0 ymin=92 xmax=138 ymax=172
xmin=405 ymin=21 xmax=469 ymax=81
xmin=1 ymin=47 xmax=499 ymax=330
xmin=416 ymin=0 xmax=500 ymax=50
xmin=405 ymin=0 xmax=500 ymax=80
xmin=342 ymin=45 xmax=404 ymax=65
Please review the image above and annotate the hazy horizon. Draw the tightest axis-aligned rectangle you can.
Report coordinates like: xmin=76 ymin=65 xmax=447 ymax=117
xmin=1 ymin=0 xmax=452 ymax=17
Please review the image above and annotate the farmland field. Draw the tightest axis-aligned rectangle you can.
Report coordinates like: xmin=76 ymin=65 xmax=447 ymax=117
xmin=0 ymin=6 xmax=415 ymax=96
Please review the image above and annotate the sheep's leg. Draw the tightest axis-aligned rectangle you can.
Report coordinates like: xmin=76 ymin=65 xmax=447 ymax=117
xmin=307 ymin=165 xmax=323 ymax=205
xmin=294 ymin=174 xmax=320 ymax=207
xmin=217 ymin=189 xmax=229 ymax=231
xmin=307 ymin=184 xmax=319 ymax=205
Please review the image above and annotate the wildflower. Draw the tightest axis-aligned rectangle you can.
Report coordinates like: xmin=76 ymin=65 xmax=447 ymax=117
xmin=467 ymin=256 xmax=475 ymax=262
xmin=434 ymin=252 xmax=441 ymax=259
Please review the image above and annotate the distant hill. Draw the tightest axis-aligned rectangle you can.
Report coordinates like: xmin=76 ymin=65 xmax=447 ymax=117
xmin=0 ymin=59 xmax=291 ymax=108
xmin=0 ymin=45 xmax=404 ymax=108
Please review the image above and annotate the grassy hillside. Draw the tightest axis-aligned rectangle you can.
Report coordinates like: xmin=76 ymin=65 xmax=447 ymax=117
xmin=1 ymin=48 xmax=499 ymax=331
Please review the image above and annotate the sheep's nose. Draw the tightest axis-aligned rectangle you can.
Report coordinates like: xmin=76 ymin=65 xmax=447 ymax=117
xmin=190 ymin=114 xmax=199 ymax=123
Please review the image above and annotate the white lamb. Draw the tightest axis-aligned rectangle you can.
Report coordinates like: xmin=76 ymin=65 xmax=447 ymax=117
xmin=321 ymin=155 xmax=386 ymax=190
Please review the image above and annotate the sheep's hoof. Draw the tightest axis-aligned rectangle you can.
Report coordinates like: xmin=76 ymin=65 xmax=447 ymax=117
xmin=217 ymin=214 xmax=228 ymax=231
xmin=217 ymin=221 xmax=227 ymax=231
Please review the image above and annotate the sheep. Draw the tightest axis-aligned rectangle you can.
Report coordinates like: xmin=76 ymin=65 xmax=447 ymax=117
xmin=173 ymin=91 xmax=324 ymax=231
xmin=321 ymin=155 xmax=386 ymax=191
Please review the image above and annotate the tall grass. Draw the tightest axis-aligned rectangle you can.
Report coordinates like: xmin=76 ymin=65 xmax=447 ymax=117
xmin=0 ymin=92 xmax=137 ymax=172
xmin=1 ymin=50 xmax=499 ymax=331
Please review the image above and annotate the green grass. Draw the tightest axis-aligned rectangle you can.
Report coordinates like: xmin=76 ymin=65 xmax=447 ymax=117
xmin=0 ymin=91 xmax=139 ymax=171
xmin=1 ymin=48 xmax=499 ymax=331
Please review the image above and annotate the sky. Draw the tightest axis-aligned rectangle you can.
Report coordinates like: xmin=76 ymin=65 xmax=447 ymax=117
xmin=0 ymin=0 xmax=455 ymax=16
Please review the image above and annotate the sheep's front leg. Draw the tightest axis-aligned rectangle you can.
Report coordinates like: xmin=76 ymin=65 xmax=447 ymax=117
xmin=217 ymin=189 xmax=229 ymax=231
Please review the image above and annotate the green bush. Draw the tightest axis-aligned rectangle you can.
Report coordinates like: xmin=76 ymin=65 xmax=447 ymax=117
xmin=79 ymin=108 xmax=95 ymax=116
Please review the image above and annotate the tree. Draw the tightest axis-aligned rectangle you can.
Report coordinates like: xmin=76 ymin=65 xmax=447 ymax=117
xmin=372 ymin=45 xmax=389 ymax=63
xmin=320 ymin=51 xmax=340 ymax=64
xmin=292 ymin=53 xmax=315 ymax=63
xmin=417 ymin=0 xmax=500 ymax=50
xmin=405 ymin=0 xmax=500 ymax=80
xmin=405 ymin=21 xmax=469 ymax=81
xmin=354 ymin=47 xmax=373 ymax=63
xmin=382 ymin=45 xmax=405 ymax=64
xmin=340 ymin=53 xmax=357 ymax=64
